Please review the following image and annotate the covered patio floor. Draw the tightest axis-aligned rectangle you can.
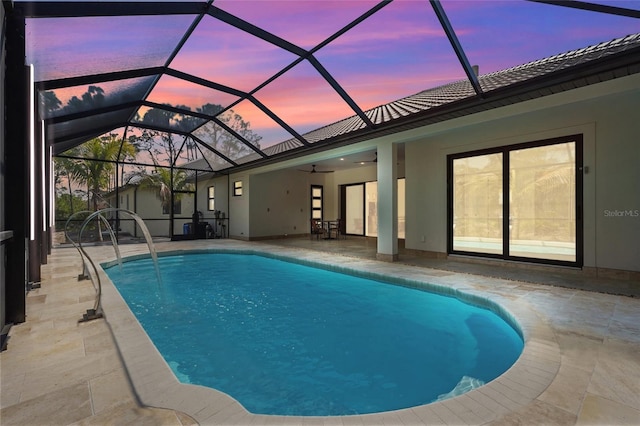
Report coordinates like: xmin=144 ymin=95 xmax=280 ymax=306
xmin=1 ymin=237 xmax=639 ymax=425
xmin=261 ymin=236 xmax=640 ymax=298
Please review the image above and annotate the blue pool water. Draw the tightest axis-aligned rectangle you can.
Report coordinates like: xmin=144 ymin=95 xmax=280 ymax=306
xmin=105 ymin=252 xmax=523 ymax=416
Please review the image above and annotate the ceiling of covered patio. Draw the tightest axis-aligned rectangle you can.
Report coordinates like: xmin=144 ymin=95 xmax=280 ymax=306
xmin=18 ymin=0 xmax=640 ymax=174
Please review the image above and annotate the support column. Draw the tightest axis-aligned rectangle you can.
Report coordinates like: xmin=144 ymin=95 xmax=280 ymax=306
xmin=376 ymin=143 xmax=398 ymax=262
xmin=4 ymin=5 xmax=29 ymax=323
xmin=28 ymin=63 xmax=42 ymax=285
xmin=39 ymin=120 xmax=49 ymax=263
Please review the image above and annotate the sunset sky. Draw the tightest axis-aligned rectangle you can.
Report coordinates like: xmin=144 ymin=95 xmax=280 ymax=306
xmin=26 ymin=0 xmax=640 ymax=150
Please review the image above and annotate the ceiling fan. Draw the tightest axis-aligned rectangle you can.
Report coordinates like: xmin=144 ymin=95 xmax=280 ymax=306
xmin=298 ymin=164 xmax=334 ymax=174
xmin=355 ymin=152 xmax=377 ymax=164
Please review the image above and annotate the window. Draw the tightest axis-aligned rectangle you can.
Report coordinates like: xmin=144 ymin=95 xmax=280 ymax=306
xmin=233 ymin=180 xmax=243 ymax=196
xmin=310 ymin=185 xmax=323 ymax=220
xmin=448 ymin=135 xmax=582 ymax=266
xmin=207 ymin=186 xmax=215 ymax=211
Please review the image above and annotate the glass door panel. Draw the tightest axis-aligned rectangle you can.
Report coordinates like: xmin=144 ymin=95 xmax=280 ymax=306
xmin=452 ymin=153 xmax=503 ymax=254
xmin=345 ymin=184 xmax=364 ymax=235
xmin=509 ymin=142 xmax=576 ymax=261
xmin=398 ymin=178 xmax=406 ymax=239
xmin=365 ymin=181 xmax=377 ymax=237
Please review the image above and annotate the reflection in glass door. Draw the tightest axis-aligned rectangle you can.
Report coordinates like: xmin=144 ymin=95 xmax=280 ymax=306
xmin=509 ymin=142 xmax=576 ymax=262
xmin=345 ymin=184 xmax=364 ymax=235
xmin=449 ymin=135 xmax=582 ymax=266
xmin=342 ymin=180 xmax=406 ymax=238
xmin=366 ymin=182 xmax=377 ymax=237
xmin=451 ymin=153 xmax=504 ymax=255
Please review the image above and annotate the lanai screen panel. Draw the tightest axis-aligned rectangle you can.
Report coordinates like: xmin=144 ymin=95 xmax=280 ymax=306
xmin=192 ymin=120 xmax=261 ymax=167
xmin=253 ymin=59 xmax=356 ymax=138
xmin=217 ymin=100 xmax=300 ymax=151
xmin=146 ymin=75 xmax=240 ymax=113
xmin=49 ymin=109 xmax=135 ymax=143
xmin=193 ymin=141 xmax=236 ymax=172
xmin=169 ymin=14 xmax=299 ymax=93
xmin=121 ymin=127 xmax=192 ymax=169
xmin=443 ymin=0 xmax=640 ymax=77
xmin=40 ymin=76 xmax=157 ymax=119
xmin=26 ymin=14 xmax=196 ymax=81
xmin=18 ymin=0 xmax=640 ymax=172
xmin=133 ymin=106 xmax=207 ymax=133
xmin=215 ymin=0 xmax=381 ymax=49
xmin=314 ymin=0 xmax=467 ymax=112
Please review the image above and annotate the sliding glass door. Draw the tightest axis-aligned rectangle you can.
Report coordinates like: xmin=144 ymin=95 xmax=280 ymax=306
xmin=345 ymin=184 xmax=364 ymax=235
xmin=451 ymin=152 xmax=503 ymax=255
xmin=509 ymin=142 xmax=577 ymax=261
xmin=342 ymin=180 xmax=406 ymax=238
xmin=448 ymin=135 xmax=582 ymax=266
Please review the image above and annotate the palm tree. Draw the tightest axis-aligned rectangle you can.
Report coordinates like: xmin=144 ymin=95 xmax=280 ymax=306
xmin=64 ymin=134 xmax=136 ymax=239
xmin=53 ymin=152 xmax=80 ymax=215
xmin=71 ymin=135 xmax=135 ymax=210
xmin=139 ymin=167 xmax=194 ymax=236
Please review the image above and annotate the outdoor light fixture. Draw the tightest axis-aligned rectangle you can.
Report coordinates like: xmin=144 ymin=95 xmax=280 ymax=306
xmin=50 ymin=145 xmax=55 ymax=229
xmin=41 ymin=120 xmax=46 ymax=233
xmin=28 ymin=64 xmax=35 ymax=241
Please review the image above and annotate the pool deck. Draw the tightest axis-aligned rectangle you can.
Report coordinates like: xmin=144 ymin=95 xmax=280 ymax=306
xmin=1 ymin=238 xmax=639 ymax=425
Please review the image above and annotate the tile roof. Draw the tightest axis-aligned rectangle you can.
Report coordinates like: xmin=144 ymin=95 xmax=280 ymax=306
xmin=251 ymin=32 xmax=640 ymax=161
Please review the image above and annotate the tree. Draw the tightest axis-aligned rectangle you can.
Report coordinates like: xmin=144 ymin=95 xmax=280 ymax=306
xmin=131 ymin=107 xmax=190 ymax=168
xmin=54 ymin=152 xmax=81 ymax=215
xmin=70 ymin=134 xmax=135 ymax=211
xmin=138 ymin=167 xmax=194 ymax=236
xmin=57 ymin=134 xmax=136 ymax=240
xmin=40 ymin=91 xmax=62 ymax=116
xmin=195 ymin=103 xmax=262 ymax=167
xmin=54 ymin=192 xmax=86 ymax=231
xmin=132 ymin=103 xmax=262 ymax=170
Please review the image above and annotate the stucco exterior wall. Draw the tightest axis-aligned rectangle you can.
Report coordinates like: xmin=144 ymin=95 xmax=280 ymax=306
xmin=196 ymin=74 xmax=638 ymax=272
xmin=248 ymin=169 xmax=323 ymax=238
xmin=404 ymin=74 xmax=639 ymax=272
xmin=107 ymin=185 xmax=195 ymax=238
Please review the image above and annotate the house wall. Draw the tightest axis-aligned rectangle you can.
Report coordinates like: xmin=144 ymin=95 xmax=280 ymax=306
xmin=224 ymin=163 xmax=386 ymax=239
xmin=108 ymin=186 xmax=195 ymax=238
xmin=196 ymin=175 xmax=230 ymax=238
xmin=247 ymin=169 xmax=329 ymax=238
xmin=229 ymin=173 xmax=250 ymax=239
xmin=403 ymin=73 xmax=639 ymax=273
xmin=198 ymin=74 xmax=638 ymax=273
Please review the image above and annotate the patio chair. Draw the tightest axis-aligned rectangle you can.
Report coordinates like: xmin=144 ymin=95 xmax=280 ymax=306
xmin=310 ymin=219 xmax=325 ymax=240
xmin=328 ymin=218 xmax=345 ymax=240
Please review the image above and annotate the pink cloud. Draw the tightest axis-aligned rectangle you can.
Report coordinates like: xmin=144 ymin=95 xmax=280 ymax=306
xmin=215 ymin=0 xmax=381 ymax=48
xmin=169 ymin=15 xmax=298 ymax=91
xmin=147 ymin=75 xmax=239 ymax=110
xmin=253 ymin=61 xmax=355 ymax=133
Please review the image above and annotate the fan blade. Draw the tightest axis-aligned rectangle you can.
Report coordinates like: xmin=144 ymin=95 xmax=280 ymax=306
xmin=298 ymin=165 xmax=334 ymax=173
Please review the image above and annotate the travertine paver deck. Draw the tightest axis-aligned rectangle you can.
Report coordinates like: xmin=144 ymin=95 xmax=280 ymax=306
xmin=1 ymin=239 xmax=639 ymax=425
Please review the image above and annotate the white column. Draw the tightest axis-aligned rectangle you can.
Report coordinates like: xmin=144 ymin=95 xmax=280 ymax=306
xmin=376 ymin=143 xmax=398 ymax=261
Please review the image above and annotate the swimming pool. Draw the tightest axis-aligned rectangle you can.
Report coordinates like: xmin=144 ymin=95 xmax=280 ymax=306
xmin=105 ymin=251 xmax=523 ymax=416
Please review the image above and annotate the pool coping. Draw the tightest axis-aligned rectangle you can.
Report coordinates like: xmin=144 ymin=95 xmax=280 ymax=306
xmin=94 ymin=242 xmax=560 ymax=425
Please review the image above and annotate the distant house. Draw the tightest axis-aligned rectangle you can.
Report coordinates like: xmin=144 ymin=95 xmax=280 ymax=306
xmin=104 ymin=173 xmax=196 ymax=238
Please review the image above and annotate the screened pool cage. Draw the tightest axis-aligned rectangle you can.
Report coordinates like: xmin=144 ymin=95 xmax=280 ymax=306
xmin=34 ymin=0 xmax=639 ymax=242
xmin=54 ymin=130 xmax=226 ymax=242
